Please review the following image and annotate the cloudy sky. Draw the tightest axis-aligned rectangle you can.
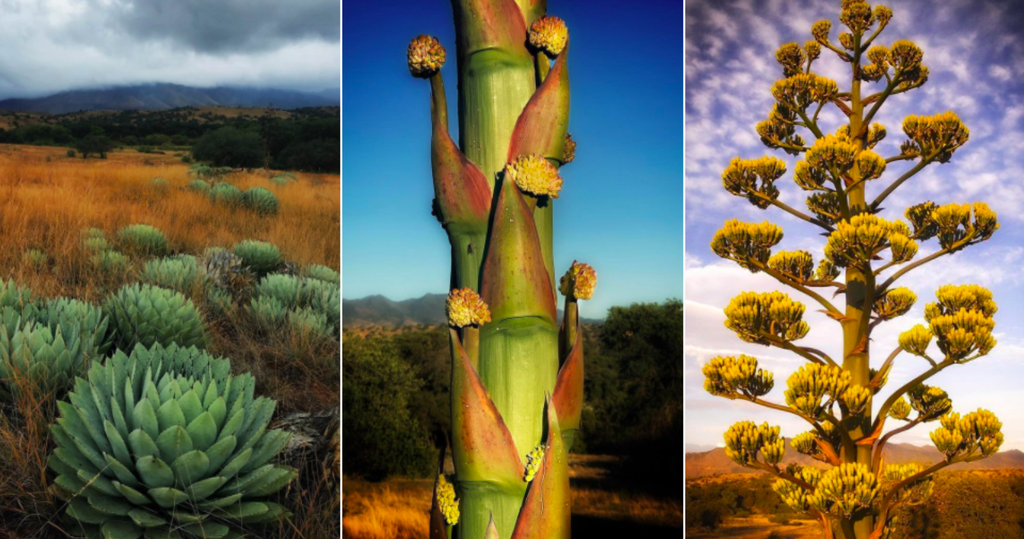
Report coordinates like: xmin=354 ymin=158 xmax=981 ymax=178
xmin=686 ymin=0 xmax=1024 ymax=451
xmin=0 ymin=0 xmax=340 ymax=99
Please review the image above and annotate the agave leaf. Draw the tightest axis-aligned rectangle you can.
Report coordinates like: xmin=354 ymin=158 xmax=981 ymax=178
xmin=128 ymin=508 xmax=167 ymax=528
xmin=449 ymin=329 xmax=524 ymax=486
xmin=101 ymin=520 xmax=142 ymax=539
xmin=507 ymin=41 xmax=570 ymax=164
xmin=509 ymin=399 xmax=571 ymax=539
xmin=431 ymin=83 xmax=492 ymax=232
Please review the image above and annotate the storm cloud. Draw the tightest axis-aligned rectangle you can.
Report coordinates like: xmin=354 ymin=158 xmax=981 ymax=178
xmin=0 ymin=0 xmax=340 ymax=99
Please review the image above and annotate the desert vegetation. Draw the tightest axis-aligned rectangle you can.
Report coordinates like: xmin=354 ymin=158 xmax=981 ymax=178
xmin=0 ymin=144 xmax=340 ymax=538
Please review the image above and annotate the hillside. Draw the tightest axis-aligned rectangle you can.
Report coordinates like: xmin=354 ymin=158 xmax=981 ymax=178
xmin=685 ymin=443 xmax=1024 ymax=478
xmin=0 ymin=83 xmax=339 ymax=115
xmin=342 ymin=293 xmax=605 ymax=328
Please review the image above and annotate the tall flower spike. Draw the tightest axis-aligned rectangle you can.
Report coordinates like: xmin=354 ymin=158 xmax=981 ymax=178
xmin=446 ymin=288 xmax=491 ymax=328
xmin=505 ymin=154 xmax=563 ymax=198
xmin=408 ymin=35 xmax=446 ymax=78
xmin=722 ymin=156 xmax=786 ymax=209
xmin=725 ymin=291 xmax=809 ymax=345
xmin=559 ymin=260 xmax=596 ymax=301
xmin=528 ymin=15 xmax=568 ymax=57
xmin=710 ymin=219 xmax=784 ymax=271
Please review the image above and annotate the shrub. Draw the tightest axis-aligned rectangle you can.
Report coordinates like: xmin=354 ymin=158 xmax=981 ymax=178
xmin=233 ymin=240 xmax=282 ymax=276
xmin=208 ymin=182 xmax=242 ymax=206
xmin=191 ymin=126 xmax=264 ymax=168
xmin=240 ymin=187 xmax=279 ymax=216
xmin=82 ymin=227 xmax=106 ymax=241
xmin=118 ymin=224 xmax=169 ymax=257
xmin=140 ymin=256 xmax=206 ymax=293
xmin=48 ymin=344 xmax=297 ymax=537
xmin=269 ymin=175 xmax=290 ymax=186
xmin=288 ymin=306 xmax=332 ymax=342
xmin=75 ymin=133 xmax=114 ymax=159
xmin=104 ymin=284 xmax=207 ymax=350
xmin=186 ymin=179 xmax=211 ymax=194
xmin=309 ymin=281 xmax=340 ymax=334
xmin=66 ymin=149 xmax=76 ymax=158
xmin=181 ymin=154 xmax=193 ymax=164
xmin=302 ymin=264 xmax=339 ymax=284
xmin=83 ymin=237 xmax=110 ymax=253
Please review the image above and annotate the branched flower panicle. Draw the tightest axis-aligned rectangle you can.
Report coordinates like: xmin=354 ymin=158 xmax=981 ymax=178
xmin=812 ymin=20 xmax=832 ymax=43
xmin=899 ymin=324 xmax=933 ymax=356
xmin=408 ymin=35 xmax=446 ymax=78
xmin=436 ymin=474 xmax=460 ymax=525
xmin=840 ymin=0 xmax=874 ymax=34
xmin=824 ymin=215 xmax=914 ymax=268
xmin=505 ymin=154 xmax=563 ymax=198
xmin=873 ymin=287 xmax=916 ymax=320
xmin=768 ymin=250 xmax=814 ymax=281
xmin=924 ymin=284 xmax=997 ymax=361
xmin=446 ymin=288 xmax=491 ymax=328
xmin=710 ymin=220 xmax=784 ymax=271
xmin=776 ymin=43 xmax=807 ymax=77
xmin=559 ymin=260 xmax=596 ymax=301
xmin=808 ymin=463 xmax=879 ymax=518
xmin=724 ymin=291 xmax=809 ymax=345
xmin=724 ymin=421 xmax=784 ymax=466
xmin=805 ymin=41 xmax=821 ymax=62
xmin=930 ymin=409 xmax=1003 ymax=460
xmin=722 ymin=156 xmax=786 ymax=209
xmin=702 ymin=355 xmax=775 ymax=398
xmin=889 ymin=396 xmax=912 ymax=420
xmin=889 ymin=40 xmax=924 ymax=72
xmin=772 ymin=73 xmax=839 ymax=111
xmin=524 ymin=445 xmax=545 ymax=482
xmin=929 ymin=202 xmax=999 ymax=251
xmin=757 ymin=104 xmax=806 ymax=154
xmin=528 ymin=15 xmax=568 ymax=57
xmin=901 ymin=111 xmax=969 ymax=162
xmin=905 ymin=201 xmax=939 ymax=240
xmin=907 ymin=383 xmax=952 ymax=421
xmin=784 ymin=364 xmax=851 ymax=419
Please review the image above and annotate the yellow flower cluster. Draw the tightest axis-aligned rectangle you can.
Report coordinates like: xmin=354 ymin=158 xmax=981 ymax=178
xmin=710 ymin=219 xmax=784 ymax=271
xmin=889 ymin=40 xmax=924 ymax=72
xmin=773 ymin=479 xmax=811 ymax=513
xmin=776 ymin=43 xmax=806 ymax=77
xmin=842 ymin=385 xmax=872 ymax=414
xmin=873 ymin=287 xmax=917 ymax=320
xmin=888 ymin=396 xmax=912 ymax=420
xmin=896 ymin=64 xmax=929 ymax=92
xmin=528 ymin=15 xmax=568 ymax=57
xmin=902 ymin=111 xmax=968 ymax=162
xmin=806 ymin=192 xmax=843 ymax=225
xmin=724 ymin=291 xmax=809 ymax=345
xmin=812 ymin=20 xmax=832 ymax=43
xmin=840 ymin=0 xmax=873 ymax=34
xmin=768 ymin=250 xmax=815 ymax=281
xmin=790 ymin=432 xmax=819 ymax=456
xmin=796 ymin=133 xmax=886 ymax=189
xmin=931 ymin=409 xmax=1003 ymax=459
xmin=446 ymin=287 xmax=491 ymax=328
xmin=838 ymin=32 xmax=854 ymax=51
xmin=905 ymin=201 xmax=939 ymax=240
xmin=702 ymin=354 xmax=775 ymax=398
xmin=838 ymin=123 xmax=886 ymax=148
xmin=559 ymin=260 xmax=597 ymax=301
xmin=407 ymin=35 xmax=446 ymax=78
xmin=562 ymin=133 xmax=576 ymax=164
xmin=772 ymin=73 xmax=839 ymax=111
xmin=436 ymin=474 xmax=460 ymax=525
xmin=935 ymin=202 xmax=998 ymax=250
xmin=524 ymin=445 xmax=545 ymax=482
xmin=907 ymin=383 xmax=952 ymax=421
xmin=808 ymin=463 xmax=879 ymax=518
xmin=756 ymin=104 xmax=805 ymax=154
xmin=724 ymin=421 xmax=784 ymax=466
xmin=824 ymin=214 xmax=915 ymax=268
xmin=884 ymin=462 xmax=933 ymax=505
xmin=874 ymin=5 xmax=894 ymax=26
xmin=898 ymin=324 xmax=933 ymax=356
xmin=784 ymin=364 xmax=851 ymax=419
xmin=805 ymin=41 xmax=821 ymax=62
xmin=925 ymin=284 xmax=997 ymax=361
xmin=722 ymin=156 xmax=786 ymax=209
xmin=505 ymin=154 xmax=563 ymax=198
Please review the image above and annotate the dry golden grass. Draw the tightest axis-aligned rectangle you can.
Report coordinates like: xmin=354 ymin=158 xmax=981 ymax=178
xmin=0 ymin=144 xmax=340 ymax=538
xmin=342 ymin=479 xmax=431 ymax=539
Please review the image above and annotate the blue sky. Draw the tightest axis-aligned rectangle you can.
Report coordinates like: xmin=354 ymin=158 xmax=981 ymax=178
xmin=685 ymin=0 xmax=1024 ymax=451
xmin=342 ymin=0 xmax=684 ymax=318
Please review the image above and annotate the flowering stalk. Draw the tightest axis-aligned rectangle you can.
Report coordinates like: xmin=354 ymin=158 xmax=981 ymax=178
xmin=408 ymin=2 xmax=587 ymax=538
xmin=703 ymin=2 xmax=1003 ymax=538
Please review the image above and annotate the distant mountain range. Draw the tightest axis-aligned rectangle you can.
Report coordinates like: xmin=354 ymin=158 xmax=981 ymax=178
xmin=342 ymin=293 xmax=604 ymax=328
xmin=685 ymin=443 xmax=1024 ymax=478
xmin=0 ymin=83 xmax=340 ymax=115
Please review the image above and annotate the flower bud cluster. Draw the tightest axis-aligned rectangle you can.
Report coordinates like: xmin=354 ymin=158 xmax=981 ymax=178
xmin=907 ymin=383 xmax=952 ymax=421
xmin=784 ymin=364 xmax=851 ymax=419
xmin=902 ymin=111 xmax=968 ymax=162
xmin=824 ymin=215 xmax=915 ymax=268
xmin=931 ymin=409 xmax=1003 ymax=459
xmin=888 ymin=396 xmax=912 ymax=420
xmin=795 ymin=134 xmax=886 ymax=191
xmin=898 ymin=324 xmax=933 ymax=356
xmin=808 ymin=463 xmax=879 ymax=518
xmin=840 ymin=0 xmax=874 ymax=34
xmin=757 ymin=104 xmax=806 ymax=154
xmin=724 ymin=421 xmax=785 ymax=466
xmin=873 ymin=287 xmax=916 ymax=320
xmin=806 ymin=192 xmax=844 ymax=226
xmin=446 ymin=288 xmax=491 ymax=328
xmin=767 ymin=250 xmax=814 ymax=281
xmin=528 ymin=15 xmax=568 ymax=57
xmin=702 ymin=354 xmax=775 ymax=398
xmin=905 ymin=201 xmax=939 ymax=240
xmin=925 ymin=284 xmax=997 ymax=361
xmin=524 ymin=445 xmax=545 ymax=482
xmin=884 ymin=462 xmax=933 ymax=505
xmin=776 ymin=43 xmax=807 ymax=77
xmin=722 ymin=156 xmax=786 ymax=209
xmin=711 ymin=220 xmax=784 ymax=271
xmin=772 ymin=73 xmax=839 ymax=111
xmin=408 ymin=35 xmax=446 ymax=78
xmin=774 ymin=465 xmax=826 ymax=513
xmin=724 ymin=291 xmax=809 ymax=345
xmin=559 ymin=260 xmax=597 ymax=301
xmin=505 ymin=154 xmax=563 ymax=198
xmin=436 ymin=474 xmax=460 ymax=525
xmin=934 ymin=202 xmax=998 ymax=250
